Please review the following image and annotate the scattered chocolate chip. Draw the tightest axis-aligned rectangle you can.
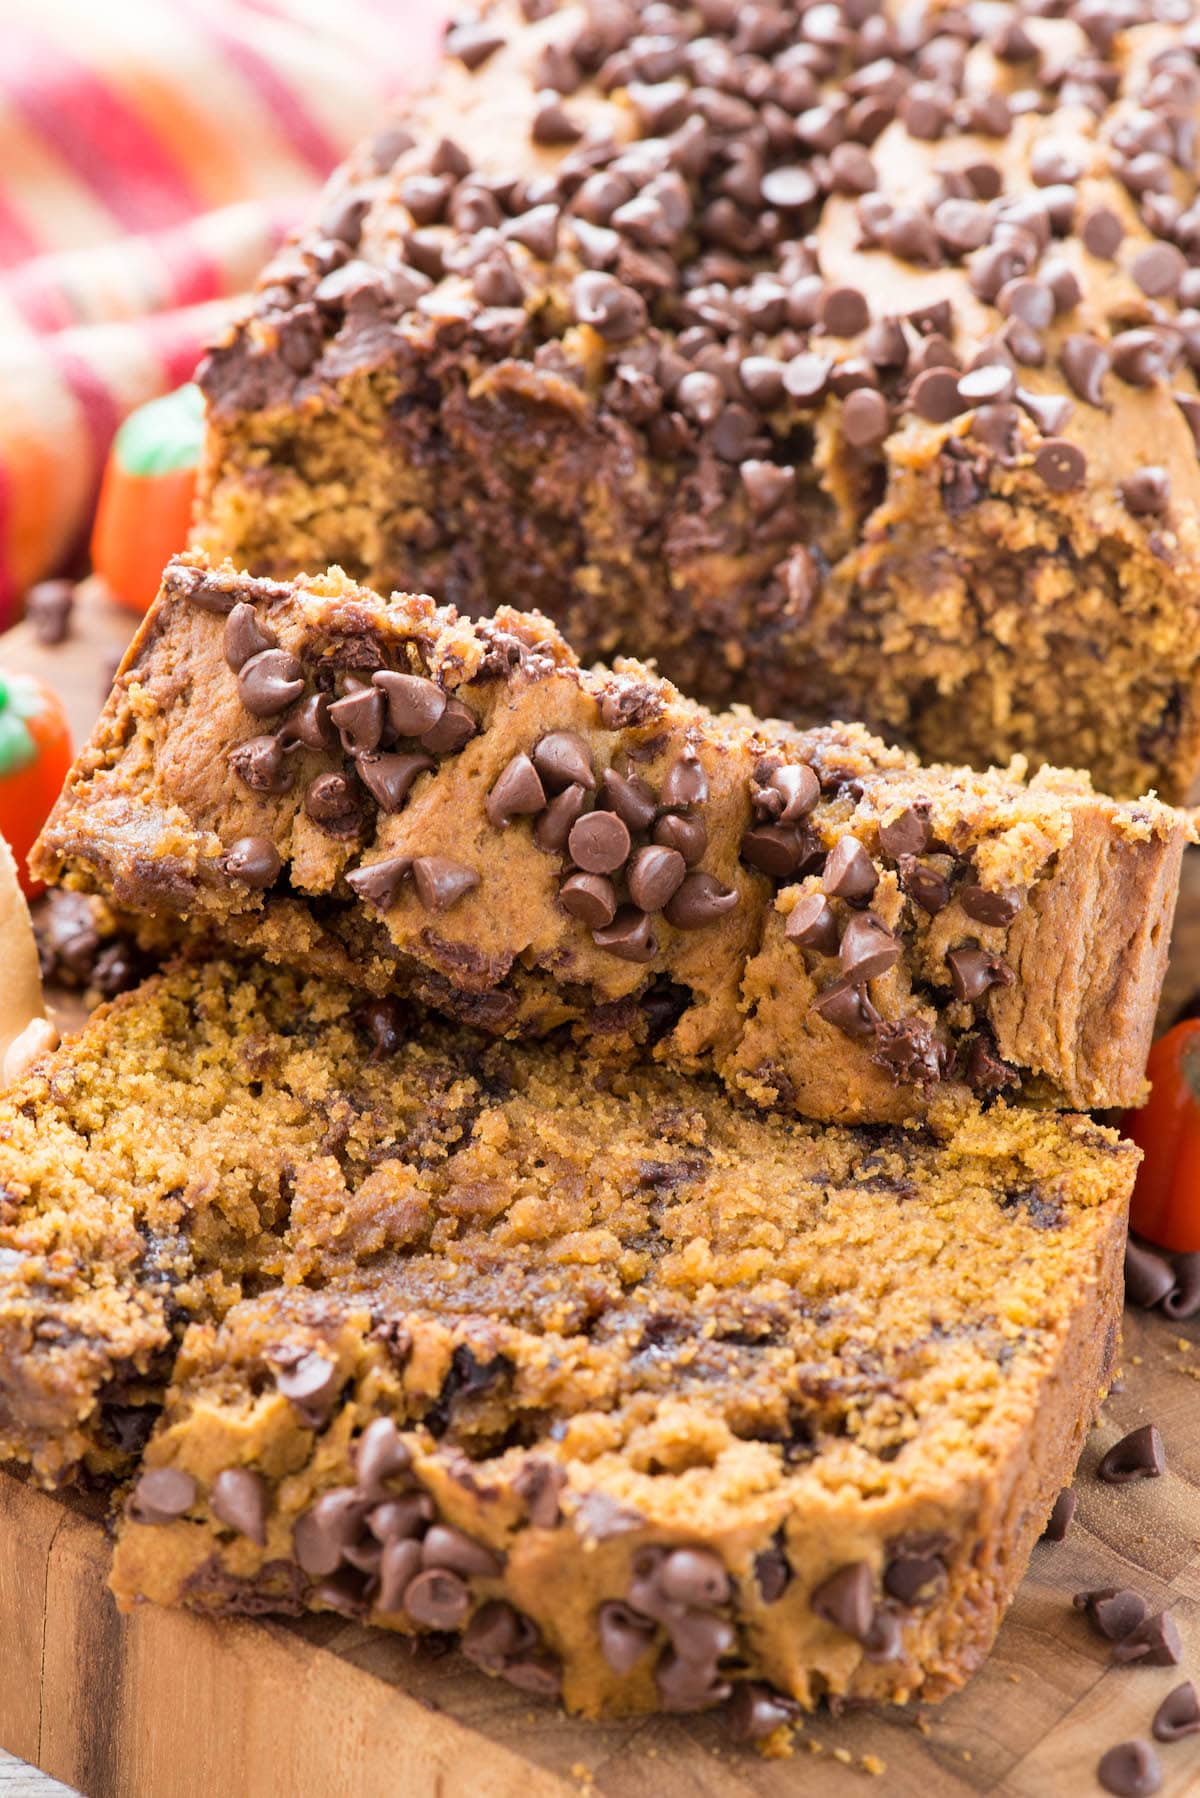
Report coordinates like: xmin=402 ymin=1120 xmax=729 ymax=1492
xmin=1132 ymin=243 xmax=1186 ymax=300
xmin=599 ymin=768 xmax=657 ymax=833
xmin=445 ymin=19 xmax=505 ymax=68
xmin=1120 ymin=468 xmax=1170 ymax=517
xmin=879 ymin=804 xmax=930 ymax=858
xmin=421 ymin=1523 xmax=503 ymax=1579
xmin=663 ymin=871 xmax=737 ymax=930
xmin=569 ymin=809 xmax=631 ymax=874
xmin=839 ymin=911 xmax=901 ymax=982
xmin=823 ymin=834 xmax=877 ymax=901
xmin=785 ymin=891 xmax=840 ymax=953
xmin=593 ymin=905 xmax=655 ymax=962
xmin=1152 ymin=1681 xmax=1200 ymax=1742
xmin=821 ymin=286 xmax=870 ymax=338
xmin=533 ymin=731 xmax=596 ymax=792
xmin=535 ymin=783 xmax=588 ymax=853
xmin=727 ymin=1681 xmax=799 ymax=1743
xmin=783 ymin=352 xmax=833 ymax=403
xmin=130 ymin=1466 xmax=197 ymax=1524
xmin=1060 ymin=334 xmax=1109 ymax=406
xmin=222 ymin=836 xmax=281 ymax=889
xmin=229 ymin=735 xmax=294 ymax=796
xmin=811 ymin=1562 xmax=873 ymax=1642
xmin=275 ymin=1350 xmax=339 ymax=1424
xmin=1089 ymin=1589 xmax=1149 ymax=1642
xmin=223 ymin=602 xmax=277 ymax=672
xmin=659 ymin=751 xmax=708 ymax=809
xmin=211 ymin=1468 xmax=269 ymax=1545
xmin=404 ymin=1567 xmax=470 ymax=1630
xmin=420 ymin=697 xmax=477 ymax=755
xmin=512 ymin=1458 xmax=564 ymax=1529
xmin=355 ymin=1416 xmax=410 ymax=1497
xmin=560 ymin=871 xmax=618 ymax=928
xmin=1017 ymin=389 xmax=1073 ymax=436
xmin=958 ymin=363 xmax=1016 ymax=406
xmin=627 ymin=844 xmax=686 ymax=912
xmin=1113 ymin=1611 xmax=1182 ymax=1667
xmin=412 ymin=856 xmax=479 ymax=912
xmin=305 ymin=771 xmax=360 ymax=826
xmin=883 ymin=1550 xmax=945 ymax=1605
xmin=1097 ymin=1424 xmax=1165 ymax=1484
xmin=1097 ymin=1742 xmax=1161 ymax=1797
xmin=1034 ymin=438 xmax=1086 ymax=491
xmin=373 ymin=671 xmax=447 ymax=738
xmin=961 ymin=884 xmax=1020 ymax=925
xmin=1125 ymin=1238 xmax=1176 ymax=1310
xmin=357 ymin=751 xmax=434 ymax=813
xmin=1042 ymin=1488 xmax=1076 ymax=1542
xmin=238 ymin=649 xmax=305 ymax=717
xmin=654 ymin=811 xmax=707 ymax=866
xmin=910 ymin=366 xmax=966 ymax=424
xmin=329 ymin=684 xmax=385 ymax=754
xmin=898 ymin=856 xmax=950 ymax=914
xmin=279 ymin=692 xmax=335 ymax=751
xmin=487 ymin=752 xmax=547 ymax=826
xmin=1081 ymin=207 xmax=1124 ymax=258
xmin=345 ymin=855 xmax=412 ymax=910
xmin=812 ymin=978 xmax=880 ymax=1040
xmin=841 ymin=386 xmax=891 ymax=449
xmin=656 ymin=1646 xmax=731 ymax=1713
xmin=572 ymin=271 xmax=646 ymax=342
xmin=1111 ymin=330 xmax=1169 ymax=388
xmin=947 ymin=945 xmax=1013 ymax=1002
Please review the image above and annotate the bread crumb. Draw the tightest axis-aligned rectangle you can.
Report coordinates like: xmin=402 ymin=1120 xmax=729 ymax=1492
xmin=833 ymin=1747 xmax=853 ymax=1765
xmin=1006 ymin=1672 xmax=1021 ymax=1684
xmin=862 ymin=1754 xmax=886 ymax=1776
xmin=1177 ymin=1338 xmax=1192 ymax=1352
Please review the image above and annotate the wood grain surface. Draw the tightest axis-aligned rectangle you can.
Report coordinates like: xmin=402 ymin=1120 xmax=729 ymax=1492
xmin=1 ymin=585 xmax=1199 ymax=1796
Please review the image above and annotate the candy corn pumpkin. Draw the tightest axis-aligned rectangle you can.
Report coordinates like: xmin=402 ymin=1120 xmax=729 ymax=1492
xmin=0 ymin=670 xmax=73 ymax=899
xmin=91 ymin=384 xmax=204 ymax=616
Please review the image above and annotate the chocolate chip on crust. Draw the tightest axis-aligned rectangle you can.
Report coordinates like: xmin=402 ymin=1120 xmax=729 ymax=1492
xmin=1097 ymin=1425 xmax=1165 ymax=1484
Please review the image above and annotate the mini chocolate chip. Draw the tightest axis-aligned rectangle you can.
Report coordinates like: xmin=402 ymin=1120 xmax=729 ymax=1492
xmin=345 ymin=855 xmax=412 ymax=910
xmin=597 ymin=1601 xmax=657 ymax=1674
xmin=1152 ymin=1681 xmax=1200 ymax=1742
xmin=654 ymin=812 xmax=707 ymax=866
xmin=840 ymin=912 xmax=901 ymax=982
xmin=412 ymin=856 xmax=479 ymax=912
xmin=223 ymin=602 xmax=277 ymax=671
xmin=783 ymin=352 xmax=833 ymax=403
xmin=910 ymin=367 xmax=966 ymax=424
xmin=462 ymin=1601 xmax=535 ymax=1674
xmin=947 ymin=945 xmax=1013 ymax=1002
xmin=560 ymin=871 xmax=618 ymax=928
xmin=1060 ymin=334 xmax=1109 ymax=406
xmin=961 ymin=884 xmax=1020 ymax=925
xmin=372 ymin=671 xmax=447 ymax=738
xmin=879 ymin=804 xmax=930 ymax=858
xmin=1081 ymin=207 xmax=1123 ymax=258
xmin=1097 ymin=1424 xmax=1165 ymax=1484
xmin=1113 ymin=1611 xmax=1182 ymax=1668
xmin=404 ymin=1567 xmax=470 ymax=1630
xmin=571 ymin=271 xmax=646 ymax=341
xmin=593 ymin=906 xmax=655 ymax=961
xmin=1132 ymin=243 xmax=1186 ymax=299
xmin=534 ymin=731 xmax=595 ymax=792
xmin=569 ymin=810 xmax=631 ymax=874
xmin=211 ymin=1468 xmax=268 ymax=1545
xmin=659 ymin=751 xmax=707 ymax=809
xmin=663 ymin=872 xmax=737 ymax=929
xmin=599 ymin=768 xmax=657 ymax=833
xmin=786 ymin=891 xmax=839 ymax=953
xmin=627 ymin=844 xmax=686 ymax=913
xmin=375 ymin=1538 xmax=423 ymax=1611
xmin=811 ymin=979 xmax=880 ymax=1040
xmin=238 ymin=649 xmax=305 ymax=717
xmin=279 ymin=692 xmax=335 ymax=751
xmin=305 ymin=772 xmax=360 ymax=825
xmin=223 ymin=836 xmax=281 ymax=888
xmin=355 ymin=1417 xmax=410 ymax=1496
xmin=420 ymin=697 xmax=476 ymax=755
xmin=741 ymin=824 xmax=804 ymax=879
xmin=130 ymin=1467 xmax=197 ymax=1524
xmin=229 ymin=735 xmax=294 ymax=796
xmin=421 ymin=1523 xmax=503 ymax=1579
xmin=1097 ymin=1741 xmax=1162 ymax=1797
xmin=727 ymin=1681 xmax=799 ymax=1743
xmin=821 ymin=286 xmax=870 ymax=337
xmin=357 ymin=750 xmax=434 ymax=813
xmin=329 ymin=685 xmax=385 ymax=754
xmin=276 ymin=1350 xmax=338 ymax=1423
xmin=811 ymin=1562 xmax=873 ymax=1642
xmin=535 ymin=784 xmax=588 ymax=853
xmin=898 ymin=856 xmax=949 ymax=914
xmin=487 ymin=752 xmax=547 ymax=826
xmin=1042 ymin=1488 xmax=1076 ymax=1542
xmin=1120 ymin=468 xmax=1170 ymax=517
xmin=883 ymin=1551 xmax=945 ymax=1605
xmin=823 ymin=835 xmax=877 ymax=901
xmin=841 ymin=387 xmax=890 ymax=448
xmin=1034 ymin=438 xmax=1086 ymax=491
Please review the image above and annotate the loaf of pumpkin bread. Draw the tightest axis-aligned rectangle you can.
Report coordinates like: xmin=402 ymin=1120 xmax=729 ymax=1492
xmin=33 ymin=557 xmax=1186 ymax=1122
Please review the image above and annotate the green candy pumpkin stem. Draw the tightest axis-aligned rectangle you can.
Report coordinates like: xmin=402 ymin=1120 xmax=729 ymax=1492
xmin=0 ymin=674 xmax=40 ymax=779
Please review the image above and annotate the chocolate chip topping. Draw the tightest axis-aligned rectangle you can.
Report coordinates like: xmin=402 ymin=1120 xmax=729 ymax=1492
xmin=533 ymin=731 xmax=596 ymax=791
xmin=899 ymin=856 xmax=950 ymax=914
xmin=839 ymin=912 xmax=901 ymax=982
xmin=130 ymin=1466 xmax=197 ymax=1524
xmin=593 ymin=905 xmax=655 ymax=961
xmin=357 ymin=750 xmax=435 ymax=812
xmin=785 ymin=891 xmax=839 ymax=954
xmin=211 ymin=1468 xmax=269 ymax=1545
xmin=600 ymin=767 xmax=657 ymax=832
xmin=346 ymin=855 xmax=412 ymax=910
xmin=560 ymin=871 xmax=618 ymax=928
xmin=626 ymin=844 xmax=686 ymax=912
xmin=1097 ymin=1424 xmax=1165 ymax=1484
xmin=403 ymin=1567 xmax=470 ymax=1629
xmin=1120 ymin=468 xmax=1171 ymax=517
xmin=878 ymin=804 xmax=930 ymax=858
xmin=811 ymin=1562 xmax=874 ymax=1642
xmin=420 ymin=697 xmax=477 ymax=755
xmin=305 ymin=771 xmax=361 ymax=827
xmin=653 ymin=811 xmax=707 ymax=865
xmin=412 ymin=856 xmax=480 ymax=912
xmin=535 ymin=783 xmax=588 ymax=852
xmin=222 ymin=836 xmax=281 ymax=889
xmin=223 ymin=602 xmax=277 ymax=671
xmin=1097 ymin=1742 xmax=1162 ymax=1798
xmin=960 ymin=884 xmax=1020 ymax=926
xmin=329 ymin=684 xmax=385 ymax=754
xmin=487 ymin=752 xmax=548 ymax=825
xmin=663 ymin=871 xmax=737 ymax=929
xmin=372 ymin=671 xmax=447 ymax=738
xmin=812 ymin=979 xmax=880 ymax=1041
xmin=947 ymin=945 xmax=1013 ymax=1002
xmin=728 ymin=1682 xmax=799 ymax=1743
xmin=569 ymin=809 xmax=632 ymax=873
xmin=275 ymin=1349 xmax=339 ymax=1424
xmin=229 ymin=736 xmax=293 ymax=795
xmin=238 ymin=649 xmax=305 ymax=717
xmin=1034 ymin=438 xmax=1086 ymax=491
xmin=279 ymin=692 xmax=335 ymax=751
xmin=1112 ymin=1611 xmax=1182 ymax=1667
xmin=659 ymin=750 xmax=708 ymax=809
xmin=822 ymin=835 xmax=877 ymax=901
xmin=1041 ymin=1487 xmax=1076 ymax=1542
xmin=1152 ymin=1681 xmax=1200 ymax=1742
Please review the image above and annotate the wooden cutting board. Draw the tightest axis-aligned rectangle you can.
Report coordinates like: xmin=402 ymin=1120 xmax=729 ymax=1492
xmin=1 ymin=587 xmax=1199 ymax=1797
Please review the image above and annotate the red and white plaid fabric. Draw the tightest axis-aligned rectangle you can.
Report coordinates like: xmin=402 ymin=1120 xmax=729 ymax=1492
xmin=0 ymin=0 xmax=444 ymax=624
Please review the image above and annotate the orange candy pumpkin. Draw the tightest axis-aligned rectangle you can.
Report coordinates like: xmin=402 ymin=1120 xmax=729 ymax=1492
xmin=91 ymin=384 xmax=204 ymax=616
xmin=1124 ymin=1020 xmax=1200 ymax=1254
xmin=0 ymin=670 xmax=73 ymax=899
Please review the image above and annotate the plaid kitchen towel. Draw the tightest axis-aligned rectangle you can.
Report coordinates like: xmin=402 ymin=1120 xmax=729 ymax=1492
xmin=0 ymin=0 xmax=443 ymax=625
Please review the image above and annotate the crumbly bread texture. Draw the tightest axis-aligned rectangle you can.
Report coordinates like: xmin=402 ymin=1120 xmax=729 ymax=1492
xmin=195 ymin=0 xmax=1200 ymax=800
xmin=34 ymin=558 xmax=1185 ymax=1121
xmin=0 ymin=957 xmax=1133 ymax=1720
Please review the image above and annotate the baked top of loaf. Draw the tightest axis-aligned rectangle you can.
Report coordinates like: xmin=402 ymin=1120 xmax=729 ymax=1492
xmin=0 ymin=956 xmax=1132 ymax=1716
xmin=196 ymin=0 xmax=1200 ymax=798
xmin=33 ymin=557 xmax=1186 ymax=1120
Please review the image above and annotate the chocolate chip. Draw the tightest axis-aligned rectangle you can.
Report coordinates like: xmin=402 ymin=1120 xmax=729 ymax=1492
xmin=1163 ymin=1252 xmax=1200 ymax=1320
xmin=345 ymin=855 xmax=412 ymax=910
xmin=353 ymin=1416 xmax=410 ymax=1498
xmin=229 ymin=735 xmax=294 ymax=796
xmin=1060 ymin=334 xmax=1109 ymax=406
xmin=598 ymin=768 xmax=656 ymax=833
xmin=840 ymin=912 xmax=901 ymax=982
xmin=1112 ymin=1611 xmax=1182 ymax=1668
xmin=412 ymin=856 xmax=479 ymax=912
xmin=372 ymin=671 xmax=447 ymax=738
xmin=1120 ymin=468 xmax=1170 ymax=517
xmin=1152 ymin=1681 xmax=1200 ymax=1742
xmin=898 ymin=856 xmax=949 ymax=914
xmin=727 ymin=1681 xmax=799 ymax=1742
xmin=375 ymin=1538 xmax=423 ymax=1611
xmin=659 ymin=751 xmax=708 ymax=809
xmin=571 ymin=271 xmax=646 ymax=341
xmin=823 ymin=835 xmax=877 ymax=901
xmin=24 ymin=578 xmax=74 ymax=645
xmin=820 ymin=286 xmax=870 ymax=337
xmin=462 ymin=1600 xmax=535 ymax=1674
xmin=357 ymin=750 xmax=434 ymax=812
xmin=1097 ymin=1424 xmax=1165 ymax=1484
xmin=741 ymin=824 xmax=804 ymax=879
xmin=487 ymin=752 xmax=547 ymax=826
xmin=535 ymin=783 xmax=588 ymax=853
xmin=445 ymin=20 xmax=505 ymax=68
xmin=532 ymin=93 xmax=583 ymax=145
xmin=785 ymin=891 xmax=839 ymax=953
xmin=656 ymin=1647 xmax=731 ymax=1713
xmin=238 ymin=648 xmax=305 ymax=717
xmin=421 ymin=1523 xmax=503 ymax=1579
xmin=625 ymin=845 xmax=685 ymax=913
xmin=223 ymin=602 xmax=277 ymax=672
xmin=1034 ymin=438 xmax=1086 ymax=491
xmin=1111 ymin=330 xmax=1169 ymax=387
xmin=841 ymin=387 xmax=890 ymax=449
xmin=403 ymin=1567 xmax=470 ymax=1630
xmin=534 ymin=731 xmax=595 ymax=792
xmin=1081 ymin=207 xmax=1124 ymax=258
xmin=1093 ymin=1590 xmax=1148 ymax=1641
xmin=568 ymin=810 xmax=631 ymax=874
xmin=1132 ymin=243 xmax=1186 ymax=299
xmin=657 ymin=1548 xmax=731 ymax=1608
xmin=883 ymin=1550 xmax=945 ymax=1605
xmin=783 ymin=352 xmax=833 ymax=403
xmin=130 ymin=1466 xmax=197 ymax=1524
xmin=222 ymin=836 xmax=281 ymax=888
xmin=276 ymin=1350 xmax=338 ymax=1423
xmin=910 ymin=367 xmax=966 ymax=424
xmin=1125 ymin=1238 xmax=1176 ymax=1309
xmin=211 ymin=1468 xmax=268 ymax=1545
xmin=597 ymin=1601 xmax=657 ymax=1674
xmin=878 ymin=804 xmax=930 ymax=858
xmin=761 ymin=165 xmax=819 ymax=209
xmin=370 ymin=1494 xmax=433 ymax=1546
xmin=593 ymin=906 xmax=655 ymax=961
xmin=811 ymin=979 xmax=880 ymax=1040
xmin=279 ymin=692 xmax=335 ymax=751
xmin=1017 ymin=388 xmax=1073 ymax=436
xmin=327 ymin=684 xmax=385 ymax=755
xmin=958 ymin=364 xmax=1016 ymax=406
xmin=754 ymin=1542 xmax=791 ymax=1604
xmin=1097 ymin=1741 xmax=1162 ymax=1797
xmin=947 ymin=945 xmax=1012 ymax=1002
xmin=420 ymin=697 xmax=476 ymax=755
xmin=811 ymin=1562 xmax=873 ymax=1642
xmin=1042 ymin=1488 xmax=1076 ymax=1542
xmin=961 ymin=884 xmax=1019 ymax=925
xmin=305 ymin=772 xmax=360 ymax=826
xmin=560 ymin=871 xmax=617 ymax=928
xmin=663 ymin=871 xmax=737 ymax=929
